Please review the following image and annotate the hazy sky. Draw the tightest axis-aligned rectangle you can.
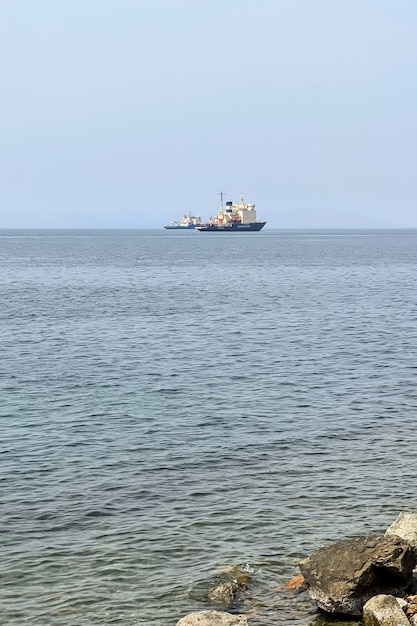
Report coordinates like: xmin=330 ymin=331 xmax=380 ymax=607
xmin=1 ymin=0 xmax=417 ymax=228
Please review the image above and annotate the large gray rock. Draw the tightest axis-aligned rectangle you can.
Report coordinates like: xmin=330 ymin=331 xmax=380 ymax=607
xmin=299 ymin=534 xmax=417 ymax=616
xmin=363 ymin=594 xmax=410 ymax=626
xmin=386 ymin=512 xmax=417 ymax=552
xmin=176 ymin=611 xmax=248 ymax=626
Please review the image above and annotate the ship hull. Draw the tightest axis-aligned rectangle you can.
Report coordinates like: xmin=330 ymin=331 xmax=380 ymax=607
xmin=196 ymin=222 xmax=266 ymax=232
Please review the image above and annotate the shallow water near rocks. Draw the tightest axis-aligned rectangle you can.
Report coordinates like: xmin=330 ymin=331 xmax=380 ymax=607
xmin=2 ymin=228 xmax=417 ymax=625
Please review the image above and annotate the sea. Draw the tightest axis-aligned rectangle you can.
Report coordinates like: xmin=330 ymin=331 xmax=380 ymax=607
xmin=2 ymin=228 xmax=417 ymax=626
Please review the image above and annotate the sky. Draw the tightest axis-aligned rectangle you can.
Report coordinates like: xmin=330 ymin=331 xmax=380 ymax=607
xmin=1 ymin=0 xmax=417 ymax=228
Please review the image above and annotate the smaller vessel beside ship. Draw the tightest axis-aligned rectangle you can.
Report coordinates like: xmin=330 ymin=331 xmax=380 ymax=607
xmin=164 ymin=212 xmax=203 ymax=229
xmin=196 ymin=193 xmax=266 ymax=232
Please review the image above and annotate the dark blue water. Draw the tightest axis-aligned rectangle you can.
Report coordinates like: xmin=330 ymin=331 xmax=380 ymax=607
xmin=2 ymin=229 xmax=417 ymax=625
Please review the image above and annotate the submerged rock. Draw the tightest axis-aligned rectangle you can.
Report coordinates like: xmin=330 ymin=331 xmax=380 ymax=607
xmin=299 ymin=534 xmax=417 ymax=616
xmin=208 ymin=564 xmax=251 ymax=605
xmin=176 ymin=610 xmax=248 ymax=626
xmin=363 ymin=594 xmax=410 ymax=626
xmin=209 ymin=582 xmax=240 ymax=604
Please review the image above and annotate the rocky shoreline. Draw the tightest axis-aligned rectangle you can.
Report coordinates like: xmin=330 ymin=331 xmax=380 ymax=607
xmin=175 ymin=512 xmax=417 ymax=626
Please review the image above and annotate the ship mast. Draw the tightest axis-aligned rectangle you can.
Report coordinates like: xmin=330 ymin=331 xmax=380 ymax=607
xmin=218 ymin=191 xmax=226 ymax=211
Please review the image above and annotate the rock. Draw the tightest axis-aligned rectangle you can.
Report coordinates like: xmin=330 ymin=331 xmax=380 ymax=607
xmin=410 ymin=616 xmax=417 ymax=626
xmin=409 ymin=572 xmax=417 ymax=595
xmin=363 ymin=594 xmax=410 ymax=626
xmin=406 ymin=602 xmax=417 ymax=616
xmin=407 ymin=595 xmax=417 ymax=602
xmin=396 ymin=597 xmax=408 ymax=609
xmin=209 ymin=582 xmax=240 ymax=604
xmin=176 ymin=610 xmax=248 ymax=626
xmin=235 ymin=572 xmax=251 ymax=587
xmin=386 ymin=513 xmax=417 ymax=552
xmin=299 ymin=534 xmax=417 ymax=616
xmin=209 ymin=573 xmax=249 ymax=605
xmin=282 ymin=573 xmax=308 ymax=591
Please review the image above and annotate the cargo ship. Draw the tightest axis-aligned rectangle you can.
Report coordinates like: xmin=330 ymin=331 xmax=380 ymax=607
xmin=164 ymin=212 xmax=203 ymax=229
xmin=196 ymin=193 xmax=266 ymax=232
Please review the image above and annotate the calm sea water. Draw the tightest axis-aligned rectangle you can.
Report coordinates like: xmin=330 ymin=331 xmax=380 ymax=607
xmin=2 ymin=228 xmax=417 ymax=626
